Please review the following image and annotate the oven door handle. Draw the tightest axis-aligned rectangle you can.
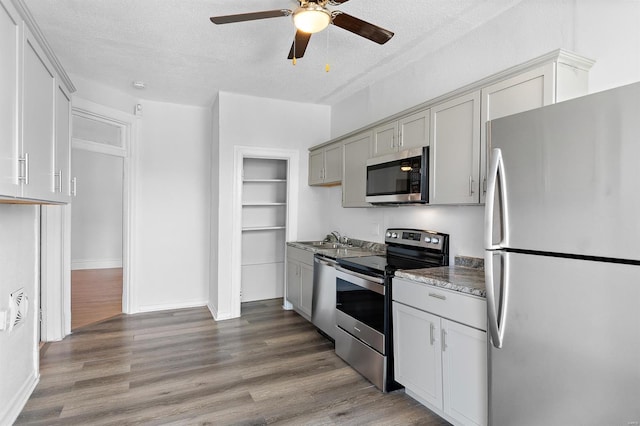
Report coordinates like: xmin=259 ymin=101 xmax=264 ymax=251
xmin=335 ymin=266 xmax=385 ymax=295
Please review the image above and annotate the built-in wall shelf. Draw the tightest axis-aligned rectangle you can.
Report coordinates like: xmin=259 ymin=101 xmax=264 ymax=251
xmin=243 ymin=179 xmax=286 ymax=183
xmin=242 ymin=226 xmax=286 ymax=232
xmin=241 ymin=158 xmax=288 ymax=303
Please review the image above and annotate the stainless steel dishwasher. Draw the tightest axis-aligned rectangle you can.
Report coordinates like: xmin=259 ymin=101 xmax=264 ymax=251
xmin=312 ymin=254 xmax=338 ymax=341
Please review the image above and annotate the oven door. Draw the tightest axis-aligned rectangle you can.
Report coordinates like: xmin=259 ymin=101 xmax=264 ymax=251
xmin=335 ymin=266 xmax=386 ymax=354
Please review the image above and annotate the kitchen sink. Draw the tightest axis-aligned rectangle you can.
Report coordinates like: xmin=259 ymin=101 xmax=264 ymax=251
xmin=296 ymin=241 xmax=353 ymax=250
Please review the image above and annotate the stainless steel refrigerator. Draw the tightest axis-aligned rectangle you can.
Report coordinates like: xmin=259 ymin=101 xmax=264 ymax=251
xmin=485 ymin=82 xmax=640 ymax=425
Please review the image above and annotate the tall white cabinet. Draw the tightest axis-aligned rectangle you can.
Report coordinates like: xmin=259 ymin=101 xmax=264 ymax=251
xmin=241 ymin=158 xmax=287 ymax=302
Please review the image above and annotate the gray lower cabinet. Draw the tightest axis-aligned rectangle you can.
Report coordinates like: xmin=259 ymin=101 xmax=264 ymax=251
xmin=392 ymin=277 xmax=487 ymax=426
xmin=286 ymin=245 xmax=314 ymax=320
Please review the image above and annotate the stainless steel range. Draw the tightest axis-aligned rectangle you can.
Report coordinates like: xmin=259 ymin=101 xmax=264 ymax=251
xmin=334 ymin=228 xmax=449 ymax=392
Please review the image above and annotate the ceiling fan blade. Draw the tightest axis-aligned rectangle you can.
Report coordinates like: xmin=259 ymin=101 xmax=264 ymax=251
xmin=210 ymin=9 xmax=291 ymax=25
xmin=328 ymin=0 xmax=351 ymax=4
xmin=287 ymin=30 xmax=312 ymax=59
xmin=331 ymin=12 xmax=394 ymax=44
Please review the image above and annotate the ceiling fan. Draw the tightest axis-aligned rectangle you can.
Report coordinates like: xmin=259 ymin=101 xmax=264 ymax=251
xmin=210 ymin=0 xmax=394 ymax=61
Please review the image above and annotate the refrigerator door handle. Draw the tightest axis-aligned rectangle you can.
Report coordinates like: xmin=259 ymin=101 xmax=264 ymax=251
xmin=486 ymin=250 xmax=508 ymax=349
xmin=484 ymin=147 xmax=508 ymax=250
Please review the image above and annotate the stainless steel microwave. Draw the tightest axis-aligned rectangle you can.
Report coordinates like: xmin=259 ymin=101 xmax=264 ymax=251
xmin=365 ymin=147 xmax=429 ymax=204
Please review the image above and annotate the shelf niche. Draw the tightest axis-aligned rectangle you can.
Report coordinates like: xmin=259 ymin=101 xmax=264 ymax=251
xmin=241 ymin=158 xmax=287 ymax=303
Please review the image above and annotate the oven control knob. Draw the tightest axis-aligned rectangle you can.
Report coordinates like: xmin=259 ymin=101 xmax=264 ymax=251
xmin=386 ymin=231 xmax=391 ymax=238
xmin=424 ymin=237 xmax=432 ymax=243
xmin=391 ymin=232 xmax=398 ymax=238
xmin=431 ymin=237 xmax=440 ymax=244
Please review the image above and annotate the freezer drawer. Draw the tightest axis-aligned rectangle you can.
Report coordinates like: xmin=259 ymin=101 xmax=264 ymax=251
xmin=486 ymin=251 xmax=640 ymax=425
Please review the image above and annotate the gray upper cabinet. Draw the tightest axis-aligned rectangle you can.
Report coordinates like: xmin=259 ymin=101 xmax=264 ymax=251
xmin=309 ymin=49 xmax=593 ymax=207
xmin=479 ymin=55 xmax=593 ymax=203
xmin=429 ymin=91 xmax=480 ymax=205
xmin=399 ymin=109 xmax=430 ymax=150
xmin=372 ymin=121 xmax=398 ymax=157
xmin=372 ymin=109 xmax=429 ymax=158
xmin=309 ymin=142 xmax=342 ymax=186
xmin=342 ymin=131 xmax=372 ymax=208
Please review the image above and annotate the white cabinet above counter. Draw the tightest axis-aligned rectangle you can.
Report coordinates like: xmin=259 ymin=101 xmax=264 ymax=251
xmin=309 ymin=49 xmax=594 ymax=207
xmin=0 ymin=0 xmax=75 ymax=204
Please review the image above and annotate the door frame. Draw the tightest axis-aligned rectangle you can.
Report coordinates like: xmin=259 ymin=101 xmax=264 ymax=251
xmin=231 ymin=146 xmax=299 ymax=317
xmin=40 ymin=97 xmax=138 ymax=340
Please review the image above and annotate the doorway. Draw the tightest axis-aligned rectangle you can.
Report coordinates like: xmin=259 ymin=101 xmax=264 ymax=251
xmin=70 ymin=148 xmax=123 ymax=329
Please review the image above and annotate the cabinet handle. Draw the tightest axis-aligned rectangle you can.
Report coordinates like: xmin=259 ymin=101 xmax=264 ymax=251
xmin=19 ymin=153 xmax=30 ymax=185
xmin=429 ymin=323 xmax=435 ymax=345
xmin=398 ymin=130 xmax=403 ymax=147
xmin=469 ymin=175 xmax=475 ymax=196
xmin=54 ymin=170 xmax=62 ymax=192
xmin=428 ymin=292 xmax=446 ymax=301
xmin=441 ymin=329 xmax=447 ymax=352
xmin=72 ymin=177 xmax=77 ymax=196
xmin=482 ymin=176 xmax=487 ymax=195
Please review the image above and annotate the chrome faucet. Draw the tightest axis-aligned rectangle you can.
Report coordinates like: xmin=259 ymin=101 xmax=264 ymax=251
xmin=330 ymin=231 xmax=342 ymax=243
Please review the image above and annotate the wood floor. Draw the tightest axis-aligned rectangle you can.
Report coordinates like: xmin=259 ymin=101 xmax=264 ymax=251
xmin=71 ymin=268 xmax=123 ymax=330
xmin=18 ymin=298 xmax=450 ymax=425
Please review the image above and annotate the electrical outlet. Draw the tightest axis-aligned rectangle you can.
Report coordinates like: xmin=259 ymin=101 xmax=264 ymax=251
xmin=371 ymin=222 xmax=380 ymax=236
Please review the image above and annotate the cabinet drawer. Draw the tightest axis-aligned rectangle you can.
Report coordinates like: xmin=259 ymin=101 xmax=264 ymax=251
xmin=287 ymin=245 xmax=314 ymax=266
xmin=392 ymin=277 xmax=486 ymax=331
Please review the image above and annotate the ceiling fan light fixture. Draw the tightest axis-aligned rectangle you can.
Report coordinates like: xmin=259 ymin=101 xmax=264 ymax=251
xmin=293 ymin=4 xmax=331 ymax=34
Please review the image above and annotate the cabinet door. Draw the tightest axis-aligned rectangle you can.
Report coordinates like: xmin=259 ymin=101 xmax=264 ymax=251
xmin=442 ymin=320 xmax=488 ymax=426
xmin=372 ymin=121 xmax=398 ymax=157
xmin=22 ymin=28 xmax=56 ymax=200
xmin=479 ymin=64 xmax=554 ymax=203
xmin=393 ymin=301 xmax=443 ymax=410
xmin=342 ymin=131 xmax=371 ymax=207
xmin=299 ymin=262 xmax=314 ymax=318
xmin=429 ymin=91 xmax=480 ymax=205
xmin=399 ymin=109 xmax=429 ymax=150
xmin=308 ymin=149 xmax=324 ymax=185
xmin=323 ymin=143 xmax=342 ymax=184
xmin=0 ymin=0 xmax=21 ymax=197
xmin=286 ymin=260 xmax=301 ymax=308
xmin=54 ymin=83 xmax=71 ymax=200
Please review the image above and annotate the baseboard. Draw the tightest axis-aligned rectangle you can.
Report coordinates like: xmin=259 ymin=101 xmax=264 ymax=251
xmin=208 ymin=302 xmax=232 ymax=321
xmin=1 ymin=372 xmax=39 ymax=425
xmin=71 ymin=258 xmax=122 ymax=270
xmin=136 ymin=300 xmax=208 ymax=313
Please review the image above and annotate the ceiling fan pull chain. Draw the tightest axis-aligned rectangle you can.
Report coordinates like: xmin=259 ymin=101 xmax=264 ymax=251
xmin=325 ymin=25 xmax=330 ymax=72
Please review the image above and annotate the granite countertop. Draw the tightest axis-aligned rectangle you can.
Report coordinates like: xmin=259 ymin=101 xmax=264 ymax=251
xmin=395 ymin=256 xmax=486 ymax=298
xmin=287 ymin=239 xmax=385 ymax=259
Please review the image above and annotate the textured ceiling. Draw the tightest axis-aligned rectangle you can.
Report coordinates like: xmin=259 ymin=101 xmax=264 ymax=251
xmin=24 ymin=0 xmax=525 ymax=107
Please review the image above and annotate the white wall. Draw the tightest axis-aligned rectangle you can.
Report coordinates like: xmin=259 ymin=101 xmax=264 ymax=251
xmin=71 ymin=77 xmax=212 ymax=312
xmin=325 ymin=0 xmax=640 ymax=260
xmin=208 ymin=95 xmax=220 ymax=317
xmin=135 ymin=100 xmax=211 ymax=312
xmin=331 ymin=1 xmax=640 ymax=138
xmin=210 ymin=92 xmax=330 ymax=319
xmin=0 ymin=205 xmax=39 ymax=424
xmin=71 ymin=149 xmax=123 ymax=270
